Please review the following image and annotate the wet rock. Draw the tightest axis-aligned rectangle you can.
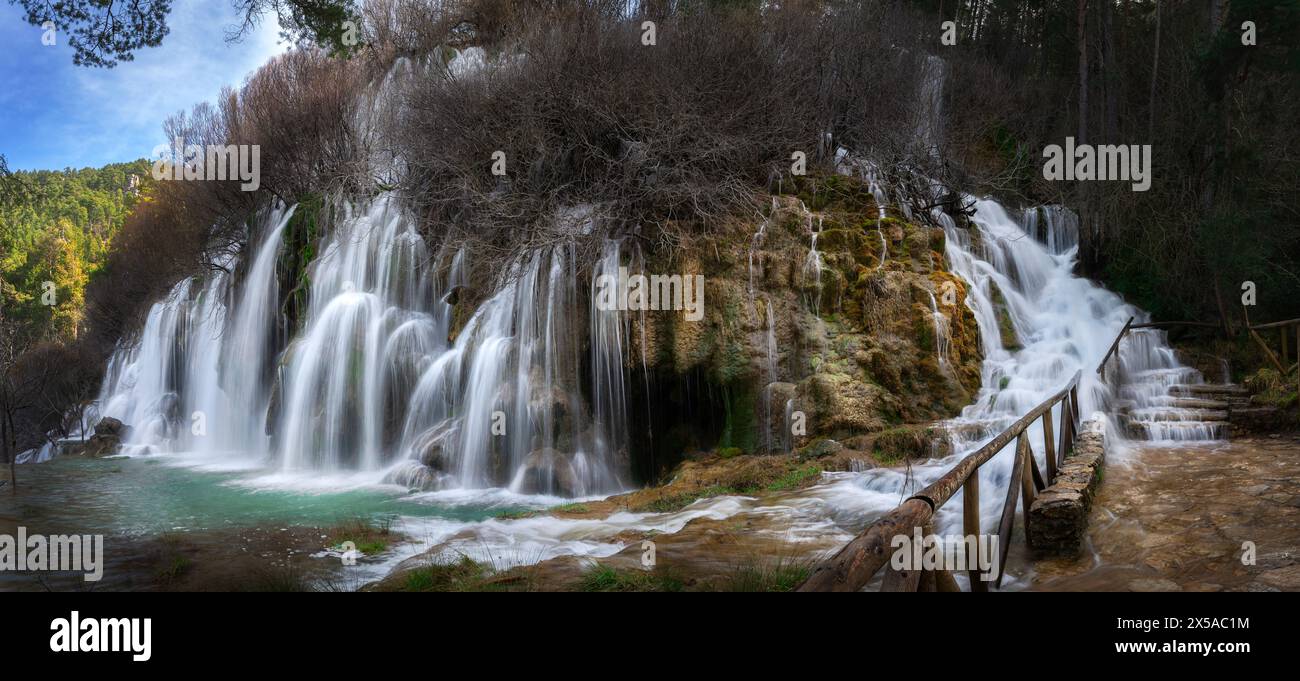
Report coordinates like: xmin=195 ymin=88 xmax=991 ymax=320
xmin=798 ymin=438 xmax=844 ymax=460
xmin=1256 ymin=565 xmax=1300 ymax=590
xmin=529 ymin=384 xmax=578 ymax=450
xmin=1255 ymin=552 xmax=1296 ymax=570
xmin=1231 ymin=407 xmax=1285 ymax=433
xmin=95 ymin=417 xmax=126 ymax=436
xmin=515 ymin=448 xmax=579 ymax=497
xmin=1128 ymin=577 xmax=1182 ymax=592
xmin=763 ymin=382 xmax=798 ymax=451
xmin=79 ymin=434 xmax=121 ymax=458
xmin=383 ymin=460 xmax=447 ymax=491
xmin=806 ymin=372 xmax=887 ymax=436
xmin=67 ymin=417 xmax=130 ymax=458
xmin=411 ymin=418 xmax=459 ymax=470
xmin=871 ymin=423 xmax=952 ymax=461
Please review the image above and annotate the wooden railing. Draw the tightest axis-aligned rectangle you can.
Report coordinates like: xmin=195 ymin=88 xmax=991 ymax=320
xmin=1247 ymin=317 xmax=1300 ymax=376
xmin=797 ymin=370 xmax=1083 ymax=592
xmin=1096 ymin=316 xmax=1135 ymax=383
xmin=1099 ymin=314 xmax=1298 ymax=389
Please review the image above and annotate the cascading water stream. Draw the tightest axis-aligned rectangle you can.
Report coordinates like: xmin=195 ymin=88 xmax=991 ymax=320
xmin=802 ymin=210 xmax=824 ymax=314
xmin=93 ymin=204 xmax=289 ymax=455
xmin=786 ymin=196 xmax=1221 ymax=574
xmin=761 ymin=297 xmax=780 ymax=452
xmin=215 ymin=206 xmax=294 ymax=453
xmin=862 ymin=165 xmax=890 ymax=269
xmin=275 ymin=195 xmax=437 ymax=472
xmin=927 ymin=291 xmax=950 ymax=373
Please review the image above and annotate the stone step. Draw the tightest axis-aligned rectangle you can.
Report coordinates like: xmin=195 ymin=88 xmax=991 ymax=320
xmin=1126 ymin=420 xmax=1231 ymax=441
xmin=1128 ymin=408 xmax=1229 ymax=422
xmin=1164 ymin=397 xmax=1231 ymax=410
xmin=1170 ymin=383 xmax=1249 ymax=397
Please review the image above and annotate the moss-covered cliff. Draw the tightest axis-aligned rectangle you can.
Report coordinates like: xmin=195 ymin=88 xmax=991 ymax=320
xmin=622 ymin=172 xmax=982 ymax=481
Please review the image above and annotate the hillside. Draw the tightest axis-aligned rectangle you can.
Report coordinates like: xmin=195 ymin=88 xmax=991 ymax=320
xmin=0 ymin=160 xmax=151 ymax=339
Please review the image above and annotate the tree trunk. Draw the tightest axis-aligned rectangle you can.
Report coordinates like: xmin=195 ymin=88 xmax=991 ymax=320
xmin=2 ymin=410 xmax=14 ymax=492
xmin=1103 ymin=0 xmax=1119 ymax=143
xmin=1038 ymin=3 xmax=1049 ymax=78
xmin=1148 ymin=0 xmax=1161 ymax=142
xmin=1213 ymin=276 xmax=1233 ymax=337
xmin=1077 ymin=0 xmax=1089 ymax=144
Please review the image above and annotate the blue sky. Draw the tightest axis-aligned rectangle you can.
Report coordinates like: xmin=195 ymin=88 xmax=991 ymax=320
xmin=0 ymin=1 xmax=289 ymax=171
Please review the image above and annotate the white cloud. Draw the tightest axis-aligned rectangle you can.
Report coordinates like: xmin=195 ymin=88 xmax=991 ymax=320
xmin=39 ymin=2 xmax=289 ymax=167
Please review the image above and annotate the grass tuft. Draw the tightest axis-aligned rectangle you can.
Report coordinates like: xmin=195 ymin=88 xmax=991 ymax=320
xmin=577 ymin=565 xmax=684 ymax=592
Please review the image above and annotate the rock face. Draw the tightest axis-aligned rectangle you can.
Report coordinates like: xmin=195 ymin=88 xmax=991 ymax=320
xmin=76 ymin=417 xmax=130 ymax=458
xmin=1028 ymin=417 xmax=1106 ymax=556
xmin=624 ymin=172 xmax=983 ymax=477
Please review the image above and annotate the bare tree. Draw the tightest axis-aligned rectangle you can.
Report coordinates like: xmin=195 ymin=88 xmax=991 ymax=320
xmin=0 ymin=314 xmax=53 ymax=491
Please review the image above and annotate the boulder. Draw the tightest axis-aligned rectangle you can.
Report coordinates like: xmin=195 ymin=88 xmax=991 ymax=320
xmin=79 ymin=433 xmax=121 ymax=458
xmin=66 ymin=417 xmax=129 ymax=458
xmin=411 ymin=418 xmax=459 ymax=470
xmin=383 ymin=460 xmax=446 ymax=492
xmin=94 ymin=417 xmax=127 ymax=437
xmin=798 ymin=438 xmax=845 ymax=460
xmin=513 ymin=448 xmax=580 ymax=497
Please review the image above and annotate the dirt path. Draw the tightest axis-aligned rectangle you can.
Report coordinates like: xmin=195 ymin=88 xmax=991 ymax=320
xmin=1032 ymin=434 xmax=1300 ymax=592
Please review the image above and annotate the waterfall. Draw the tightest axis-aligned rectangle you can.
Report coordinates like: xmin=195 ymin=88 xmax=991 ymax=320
xmin=861 ymin=164 xmax=890 ymax=269
xmin=762 ymin=297 xmax=779 ymax=452
xmin=927 ymin=291 xmax=950 ymax=372
xmin=214 ymin=206 xmax=294 ymax=453
xmin=782 ymin=55 xmax=1223 ymax=565
xmin=1022 ymin=206 xmax=1080 ymax=256
xmin=813 ymin=193 xmax=1219 ymax=549
xmin=93 ymin=205 xmax=294 ymax=455
xmin=69 ymin=46 xmax=1213 ymax=545
xmin=98 ymin=277 xmax=220 ymax=454
xmin=747 ymin=198 xmax=775 ymax=300
xmin=85 ymin=53 xmax=634 ymax=498
xmin=587 ymin=239 xmax=630 ymax=489
xmin=275 ymin=196 xmax=435 ymax=472
xmin=802 ymin=211 xmax=824 ymax=314
xmin=90 ymin=195 xmax=630 ymax=497
xmin=1111 ymin=328 xmax=1224 ymax=441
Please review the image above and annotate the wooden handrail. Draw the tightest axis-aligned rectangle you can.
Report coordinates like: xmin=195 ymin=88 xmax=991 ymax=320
xmin=1097 ymin=316 xmax=1135 ymax=380
xmin=1130 ymin=321 xmax=1221 ymax=330
xmin=797 ymin=370 xmax=1083 ymax=592
xmin=1107 ymin=317 xmax=1300 ymax=333
xmin=1248 ymin=317 xmax=1300 ymax=331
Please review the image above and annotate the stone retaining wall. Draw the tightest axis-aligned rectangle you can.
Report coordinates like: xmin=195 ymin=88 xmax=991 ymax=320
xmin=1027 ymin=417 xmax=1106 ymax=556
